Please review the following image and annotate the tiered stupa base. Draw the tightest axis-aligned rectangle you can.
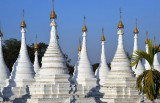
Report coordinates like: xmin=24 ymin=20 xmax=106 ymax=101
xmin=100 ymin=70 xmax=142 ymax=103
xmin=27 ymin=74 xmax=72 ymax=103
xmin=2 ymin=78 xmax=35 ymax=102
xmin=27 ymin=74 xmax=98 ymax=103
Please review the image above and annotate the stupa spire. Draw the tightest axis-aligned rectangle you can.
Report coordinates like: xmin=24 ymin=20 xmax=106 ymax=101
xmin=101 ymin=28 xmax=105 ymax=41
xmin=50 ymin=0 xmax=57 ymax=19
xmin=20 ymin=9 xmax=26 ymax=28
xmin=0 ymin=25 xmax=10 ymax=86
xmin=132 ymin=19 xmax=145 ymax=77
xmin=37 ymin=3 xmax=68 ymax=77
xmin=82 ymin=16 xmax=87 ymax=32
xmin=100 ymin=10 xmax=141 ymax=103
xmin=111 ymin=9 xmax=130 ymax=71
xmin=153 ymin=37 xmax=160 ymax=71
xmin=153 ymin=37 xmax=156 ymax=48
xmin=34 ymin=34 xmax=40 ymax=74
xmin=144 ymin=32 xmax=150 ymax=70
xmin=78 ymin=38 xmax=82 ymax=51
xmin=133 ymin=19 xmax=139 ymax=34
xmin=145 ymin=32 xmax=149 ymax=44
xmin=117 ymin=8 xmax=124 ymax=29
xmin=8 ymin=10 xmax=35 ymax=86
xmin=72 ymin=38 xmax=82 ymax=83
xmin=75 ymin=16 xmax=97 ymax=87
xmin=95 ymin=28 xmax=109 ymax=85
xmin=27 ymin=4 xmax=73 ymax=102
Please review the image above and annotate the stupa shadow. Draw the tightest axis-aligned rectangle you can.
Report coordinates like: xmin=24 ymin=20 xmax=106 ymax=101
xmin=2 ymin=85 xmax=30 ymax=103
xmin=86 ymin=86 xmax=105 ymax=103
xmin=1 ymin=62 xmax=18 ymax=101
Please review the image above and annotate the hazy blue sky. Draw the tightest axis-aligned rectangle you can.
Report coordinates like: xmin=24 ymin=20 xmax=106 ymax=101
xmin=0 ymin=0 xmax=160 ymax=65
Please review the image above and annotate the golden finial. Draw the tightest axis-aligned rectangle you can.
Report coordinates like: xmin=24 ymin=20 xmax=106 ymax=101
xmin=20 ymin=9 xmax=27 ymax=28
xmin=0 ymin=22 xmax=3 ymax=37
xmin=78 ymin=38 xmax=82 ymax=51
xmin=50 ymin=0 xmax=57 ymax=19
xmin=34 ymin=34 xmax=39 ymax=51
xmin=82 ymin=16 xmax=87 ymax=32
xmin=117 ymin=8 xmax=124 ymax=29
xmin=101 ymin=27 xmax=105 ymax=41
xmin=153 ymin=36 xmax=156 ymax=48
xmin=57 ymin=34 xmax=59 ymax=39
xmin=145 ymin=32 xmax=149 ymax=44
xmin=133 ymin=18 xmax=139 ymax=34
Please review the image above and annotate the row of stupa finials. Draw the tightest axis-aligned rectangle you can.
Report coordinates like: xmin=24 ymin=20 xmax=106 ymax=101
xmin=0 ymin=4 xmax=160 ymax=103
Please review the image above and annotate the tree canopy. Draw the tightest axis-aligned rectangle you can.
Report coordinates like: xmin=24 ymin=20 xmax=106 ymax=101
xmin=2 ymin=38 xmax=48 ymax=72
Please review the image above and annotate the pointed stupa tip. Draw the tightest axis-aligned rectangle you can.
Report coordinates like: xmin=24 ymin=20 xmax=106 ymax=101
xmin=82 ymin=16 xmax=87 ymax=32
xmin=133 ymin=18 xmax=139 ymax=34
xmin=78 ymin=38 xmax=81 ymax=51
xmin=34 ymin=34 xmax=39 ymax=51
xmin=145 ymin=32 xmax=149 ymax=44
xmin=153 ymin=37 xmax=157 ymax=48
xmin=50 ymin=0 xmax=57 ymax=19
xmin=20 ymin=9 xmax=27 ymax=28
xmin=117 ymin=8 xmax=124 ymax=29
xmin=101 ymin=28 xmax=105 ymax=41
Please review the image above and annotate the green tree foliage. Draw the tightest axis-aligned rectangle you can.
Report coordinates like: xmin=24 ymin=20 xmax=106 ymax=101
xmin=92 ymin=63 xmax=99 ymax=73
xmin=36 ymin=42 xmax=48 ymax=66
xmin=3 ymin=38 xmax=21 ymax=72
xmin=64 ymin=54 xmax=74 ymax=75
xmin=27 ymin=43 xmax=34 ymax=63
xmin=131 ymin=40 xmax=160 ymax=103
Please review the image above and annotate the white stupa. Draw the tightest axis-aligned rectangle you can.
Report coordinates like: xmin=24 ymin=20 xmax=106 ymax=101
xmin=6 ymin=10 xmax=35 ymax=87
xmin=95 ymin=28 xmax=109 ymax=86
xmin=153 ymin=41 xmax=160 ymax=71
xmin=33 ymin=35 xmax=40 ymax=74
xmin=0 ymin=27 xmax=10 ymax=87
xmin=144 ymin=32 xmax=150 ymax=70
xmin=72 ymin=39 xmax=81 ymax=83
xmin=27 ymin=6 xmax=72 ymax=103
xmin=132 ymin=19 xmax=145 ymax=77
xmin=100 ymin=9 xmax=142 ymax=103
xmin=75 ymin=16 xmax=97 ymax=88
xmin=2 ymin=10 xmax=35 ymax=102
